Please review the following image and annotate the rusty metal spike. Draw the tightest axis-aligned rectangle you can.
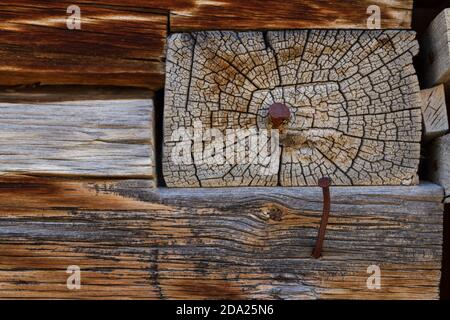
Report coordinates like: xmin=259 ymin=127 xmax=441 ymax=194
xmin=268 ymin=103 xmax=290 ymax=129
xmin=312 ymin=177 xmax=331 ymax=259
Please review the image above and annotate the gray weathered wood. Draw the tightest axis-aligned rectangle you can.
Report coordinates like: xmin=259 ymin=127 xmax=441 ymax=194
xmin=0 ymin=99 xmax=154 ymax=179
xmin=420 ymin=84 xmax=449 ymax=140
xmin=429 ymin=134 xmax=450 ymax=203
xmin=0 ymin=175 xmax=443 ymax=299
xmin=164 ymin=30 xmax=422 ymax=187
xmin=421 ymin=8 xmax=450 ymax=87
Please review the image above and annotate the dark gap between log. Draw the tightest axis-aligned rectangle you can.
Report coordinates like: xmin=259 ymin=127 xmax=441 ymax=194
xmin=441 ymin=203 xmax=450 ymax=300
xmin=154 ymin=88 xmax=166 ymax=187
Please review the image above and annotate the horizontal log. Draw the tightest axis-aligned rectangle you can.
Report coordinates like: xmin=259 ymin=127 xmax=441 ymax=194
xmin=0 ymin=175 xmax=159 ymax=211
xmin=0 ymin=0 xmax=412 ymax=88
xmin=0 ymin=175 xmax=443 ymax=299
xmin=169 ymin=0 xmax=413 ymax=31
xmin=420 ymin=8 xmax=450 ymax=87
xmin=420 ymin=84 xmax=449 ymax=140
xmin=0 ymin=99 xmax=155 ymax=178
xmin=164 ymin=30 xmax=421 ymax=187
xmin=0 ymin=1 xmax=167 ymax=89
xmin=429 ymin=134 xmax=450 ymax=203
xmin=56 ymin=0 xmax=412 ymax=30
xmin=0 ymin=86 xmax=153 ymax=103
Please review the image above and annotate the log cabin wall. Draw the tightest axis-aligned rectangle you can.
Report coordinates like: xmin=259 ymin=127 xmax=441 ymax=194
xmin=0 ymin=0 xmax=449 ymax=300
xmin=0 ymin=0 xmax=413 ymax=89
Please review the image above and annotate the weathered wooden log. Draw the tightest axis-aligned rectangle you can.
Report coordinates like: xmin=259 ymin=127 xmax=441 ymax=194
xmin=420 ymin=8 xmax=450 ymax=88
xmin=0 ymin=175 xmax=443 ymax=299
xmin=163 ymin=30 xmax=422 ymax=187
xmin=0 ymin=86 xmax=154 ymax=103
xmin=429 ymin=134 xmax=450 ymax=203
xmin=168 ymin=0 xmax=413 ymax=31
xmin=420 ymin=84 xmax=449 ymax=141
xmin=0 ymin=99 xmax=155 ymax=179
xmin=0 ymin=0 xmax=413 ymax=88
xmin=0 ymin=1 xmax=167 ymax=89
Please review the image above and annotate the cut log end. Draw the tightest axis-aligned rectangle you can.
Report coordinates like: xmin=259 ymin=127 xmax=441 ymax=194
xmin=420 ymin=84 xmax=449 ymax=141
xmin=420 ymin=8 xmax=450 ymax=88
xmin=163 ymin=30 xmax=421 ymax=187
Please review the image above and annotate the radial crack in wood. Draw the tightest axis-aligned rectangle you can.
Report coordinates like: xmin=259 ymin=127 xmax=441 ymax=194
xmin=163 ymin=30 xmax=422 ymax=187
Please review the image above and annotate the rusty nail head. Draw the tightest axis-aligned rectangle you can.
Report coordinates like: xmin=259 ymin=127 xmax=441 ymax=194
xmin=318 ymin=177 xmax=331 ymax=188
xmin=268 ymin=103 xmax=290 ymax=129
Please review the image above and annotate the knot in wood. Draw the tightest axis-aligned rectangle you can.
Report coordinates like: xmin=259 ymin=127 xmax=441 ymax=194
xmin=268 ymin=103 xmax=290 ymax=129
xmin=268 ymin=207 xmax=283 ymax=221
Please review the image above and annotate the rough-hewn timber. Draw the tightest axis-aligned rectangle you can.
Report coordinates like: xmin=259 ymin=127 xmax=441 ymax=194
xmin=429 ymin=134 xmax=450 ymax=203
xmin=0 ymin=175 xmax=443 ymax=299
xmin=0 ymin=99 xmax=154 ymax=179
xmin=164 ymin=30 xmax=422 ymax=187
xmin=0 ymin=86 xmax=154 ymax=103
xmin=0 ymin=1 xmax=167 ymax=89
xmin=420 ymin=84 xmax=449 ymax=140
xmin=420 ymin=8 xmax=450 ymax=88
xmin=168 ymin=0 xmax=413 ymax=31
xmin=0 ymin=0 xmax=413 ymax=88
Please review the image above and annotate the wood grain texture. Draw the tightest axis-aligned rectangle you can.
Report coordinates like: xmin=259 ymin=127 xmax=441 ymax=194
xmin=0 ymin=1 xmax=167 ymax=89
xmin=164 ymin=30 xmax=422 ymax=187
xmin=0 ymin=99 xmax=154 ymax=178
xmin=420 ymin=8 xmax=450 ymax=87
xmin=429 ymin=134 xmax=450 ymax=203
xmin=0 ymin=86 xmax=154 ymax=103
xmin=0 ymin=176 xmax=443 ymax=299
xmin=420 ymin=84 xmax=449 ymax=140
xmin=169 ymin=0 xmax=413 ymax=31
xmin=0 ymin=0 xmax=412 ymax=88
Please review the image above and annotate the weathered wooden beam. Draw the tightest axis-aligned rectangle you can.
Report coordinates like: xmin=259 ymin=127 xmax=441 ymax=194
xmin=420 ymin=8 xmax=450 ymax=88
xmin=0 ymin=99 xmax=155 ymax=179
xmin=429 ymin=134 xmax=450 ymax=203
xmin=0 ymin=86 xmax=154 ymax=103
xmin=0 ymin=175 xmax=158 ymax=211
xmin=164 ymin=30 xmax=422 ymax=187
xmin=169 ymin=0 xmax=413 ymax=31
xmin=0 ymin=176 xmax=443 ymax=299
xmin=420 ymin=84 xmax=449 ymax=140
xmin=0 ymin=1 xmax=167 ymax=89
xmin=64 ymin=0 xmax=413 ymax=30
